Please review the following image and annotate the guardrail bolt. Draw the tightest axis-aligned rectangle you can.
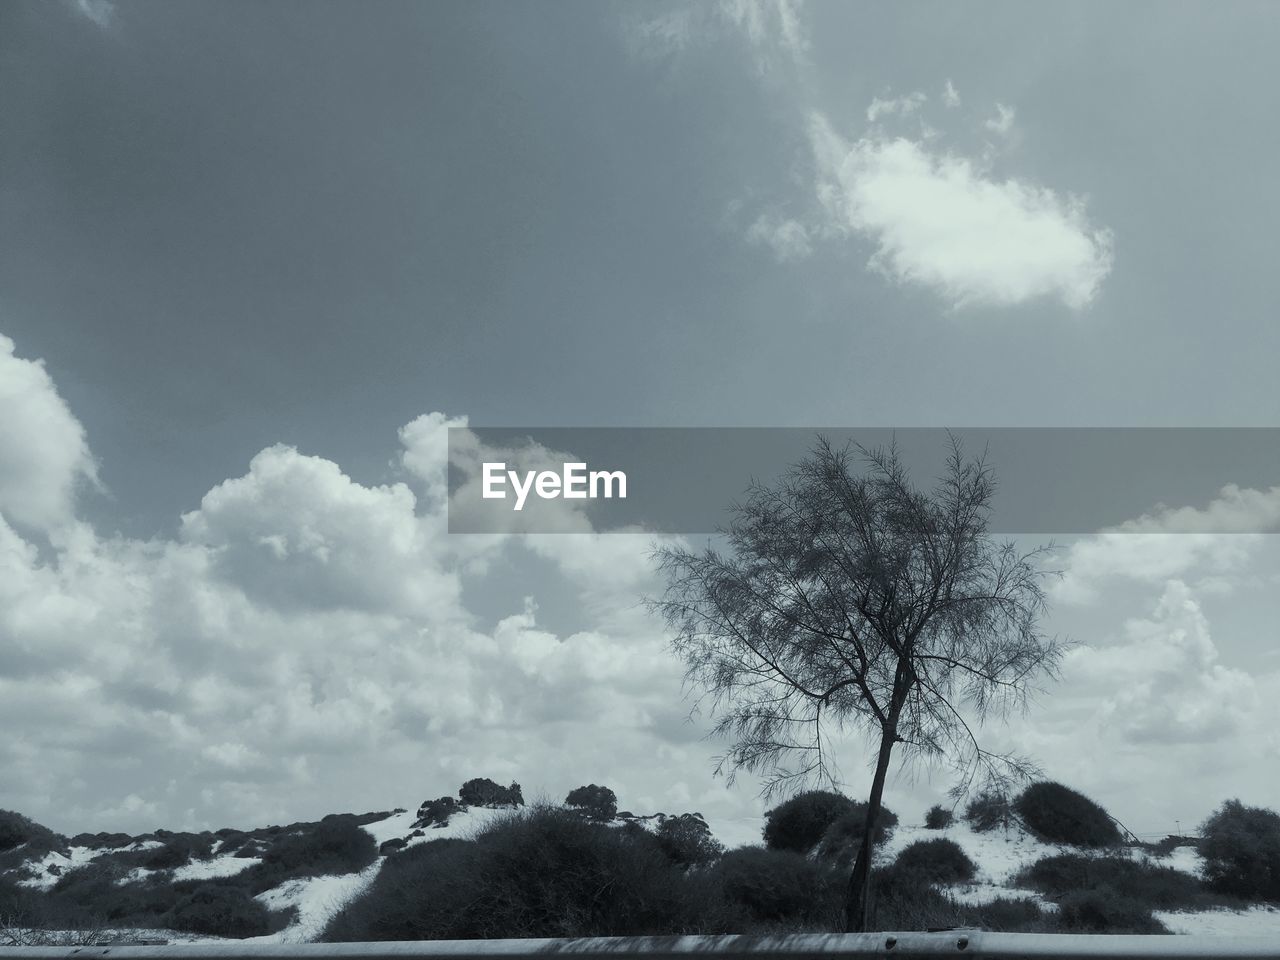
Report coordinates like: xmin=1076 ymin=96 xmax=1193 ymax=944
xmin=884 ymin=936 xmax=897 ymax=950
xmin=956 ymin=936 xmax=969 ymax=951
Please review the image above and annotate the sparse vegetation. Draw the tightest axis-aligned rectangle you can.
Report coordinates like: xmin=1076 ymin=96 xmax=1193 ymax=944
xmin=964 ymin=790 xmax=1014 ymax=832
xmin=712 ymin=847 xmax=840 ymax=927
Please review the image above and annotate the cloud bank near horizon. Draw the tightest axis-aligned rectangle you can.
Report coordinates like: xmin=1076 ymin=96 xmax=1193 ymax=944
xmin=0 ymin=333 xmax=1275 ymax=836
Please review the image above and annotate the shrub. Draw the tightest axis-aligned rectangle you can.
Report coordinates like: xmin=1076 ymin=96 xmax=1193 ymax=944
xmin=1015 ymin=782 xmax=1121 ymax=847
xmin=869 ymin=864 xmax=967 ymax=931
xmin=459 ymin=778 xmax=524 ymax=807
xmin=1199 ymin=799 xmax=1280 ymax=901
xmin=714 ymin=847 xmax=839 ymax=925
xmin=924 ymin=805 xmax=955 ymax=830
xmin=415 ymin=796 xmax=460 ymax=828
xmin=812 ymin=804 xmax=899 ymax=867
xmin=564 ymin=784 xmax=618 ymax=821
xmin=964 ymin=791 xmax=1015 ymax=832
xmin=0 ymin=810 xmax=62 ymax=855
xmin=893 ymin=838 xmax=976 ymax=884
xmin=655 ymin=814 xmax=723 ymax=867
xmin=245 ymin=816 xmax=377 ymax=892
xmin=969 ymin=896 xmax=1049 ymax=933
xmin=169 ymin=884 xmax=273 ymax=938
xmin=1055 ymin=886 xmax=1167 ymax=934
xmin=321 ymin=805 xmax=727 ymax=941
xmin=1017 ymin=854 xmax=1204 ymax=910
xmin=764 ymin=791 xmax=881 ymax=854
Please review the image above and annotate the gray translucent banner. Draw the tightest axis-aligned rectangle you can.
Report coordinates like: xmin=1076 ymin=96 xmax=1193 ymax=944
xmin=447 ymin=427 xmax=1280 ymax=534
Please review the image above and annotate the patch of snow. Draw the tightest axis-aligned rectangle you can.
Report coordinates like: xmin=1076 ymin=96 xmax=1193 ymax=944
xmin=358 ymin=809 xmax=417 ymax=846
xmin=252 ymin=861 xmax=383 ymax=942
xmin=15 ymin=846 xmax=100 ymax=890
xmin=172 ymin=855 xmax=258 ymax=881
xmin=1156 ymin=904 xmax=1280 ymax=936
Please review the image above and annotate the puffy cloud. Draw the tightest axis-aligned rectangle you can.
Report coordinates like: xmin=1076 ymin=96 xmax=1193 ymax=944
xmin=1052 ymin=482 xmax=1280 ymax=604
xmin=943 ymin=80 xmax=961 ymax=108
xmin=0 ymin=348 xmax=730 ymax=832
xmin=0 ymin=335 xmax=99 ymax=536
xmin=809 ymin=114 xmax=1114 ymax=309
xmin=1064 ymin=581 xmax=1257 ymax=744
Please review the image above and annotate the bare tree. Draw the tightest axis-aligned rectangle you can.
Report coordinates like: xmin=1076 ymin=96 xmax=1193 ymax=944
xmin=652 ymin=436 xmax=1062 ymax=932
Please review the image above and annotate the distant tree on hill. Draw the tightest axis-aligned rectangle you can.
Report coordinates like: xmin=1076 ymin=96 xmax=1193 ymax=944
xmin=564 ymin=784 xmax=617 ymax=821
xmin=459 ymin=778 xmax=523 ymax=807
xmin=654 ymin=436 xmax=1062 ymax=931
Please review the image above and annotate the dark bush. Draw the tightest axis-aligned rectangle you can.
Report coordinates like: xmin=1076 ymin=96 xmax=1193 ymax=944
xmin=969 ymin=897 xmax=1049 ymax=933
xmin=564 ymin=784 xmax=618 ymax=821
xmin=67 ymin=832 xmax=133 ymax=850
xmin=869 ymin=864 xmax=967 ymax=931
xmin=1017 ymin=854 xmax=1204 ymax=910
xmin=1055 ymin=886 xmax=1167 ymax=934
xmin=655 ymin=814 xmax=723 ymax=867
xmin=415 ymin=796 xmax=461 ymax=828
xmin=0 ymin=810 xmax=62 ymax=855
xmin=924 ymin=805 xmax=955 ymax=830
xmin=1015 ymin=782 xmax=1120 ymax=847
xmin=169 ymin=884 xmax=273 ymax=938
xmin=893 ymin=838 xmax=976 ymax=884
xmin=321 ymin=805 xmax=731 ymax=941
xmin=714 ymin=847 xmax=839 ymax=925
xmin=812 ymin=804 xmax=899 ymax=867
xmin=459 ymin=778 xmax=524 ymax=807
xmin=763 ymin=791 xmax=858 ymax=854
xmin=243 ymin=816 xmax=377 ymax=893
xmin=1199 ymin=800 xmax=1280 ymax=901
xmin=380 ymin=838 xmax=407 ymax=855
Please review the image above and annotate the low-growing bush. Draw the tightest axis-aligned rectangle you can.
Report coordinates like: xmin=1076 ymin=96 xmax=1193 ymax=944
xmin=0 ymin=810 xmax=63 ymax=856
xmin=1015 ymin=782 xmax=1121 ymax=847
xmin=1055 ymin=886 xmax=1167 ymax=934
xmin=964 ymin=791 xmax=1014 ymax=832
xmin=415 ymin=796 xmax=461 ymax=828
xmin=868 ymin=864 xmax=967 ymax=931
xmin=243 ymin=816 xmax=377 ymax=893
xmin=713 ymin=847 xmax=840 ymax=926
xmin=969 ymin=896 xmax=1049 ymax=933
xmin=169 ymin=884 xmax=273 ymax=938
xmin=924 ymin=805 xmax=955 ymax=830
xmin=564 ymin=784 xmax=618 ymax=821
xmin=893 ymin=838 xmax=976 ymax=884
xmin=763 ymin=791 xmax=856 ymax=854
xmin=322 ymin=805 xmax=733 ymax=941
xmin=813 ymin=804 xmax=899 ymax=868
xmin=1199 ymin=799 xmax=1280 ymax=901
xmin=1017 ymin=853 xmax=1204 ymax=910
xmin=655 ymin=814 xmax=723 ymax=867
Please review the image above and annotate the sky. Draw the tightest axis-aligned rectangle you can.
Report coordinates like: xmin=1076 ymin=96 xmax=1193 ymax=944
xmin=1 ymin=0 xmax=1279 ymax=838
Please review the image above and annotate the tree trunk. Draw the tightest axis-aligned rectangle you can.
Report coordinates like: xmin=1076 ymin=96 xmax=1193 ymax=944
xmin=844 ymin=722 xmax=898 ymax=932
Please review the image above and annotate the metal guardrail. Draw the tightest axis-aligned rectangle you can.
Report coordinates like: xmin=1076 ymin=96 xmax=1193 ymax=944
xmin=5 ymin=932 xmax=1280 ymax=960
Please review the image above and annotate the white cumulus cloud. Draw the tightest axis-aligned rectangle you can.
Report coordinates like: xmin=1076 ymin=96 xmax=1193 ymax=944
xmin=809 ymin=114 xmax=1114 ymax=309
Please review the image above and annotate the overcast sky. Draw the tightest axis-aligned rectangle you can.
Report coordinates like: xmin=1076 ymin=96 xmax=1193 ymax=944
xmin=2 ymin=0 xmax=1279 ymax=838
